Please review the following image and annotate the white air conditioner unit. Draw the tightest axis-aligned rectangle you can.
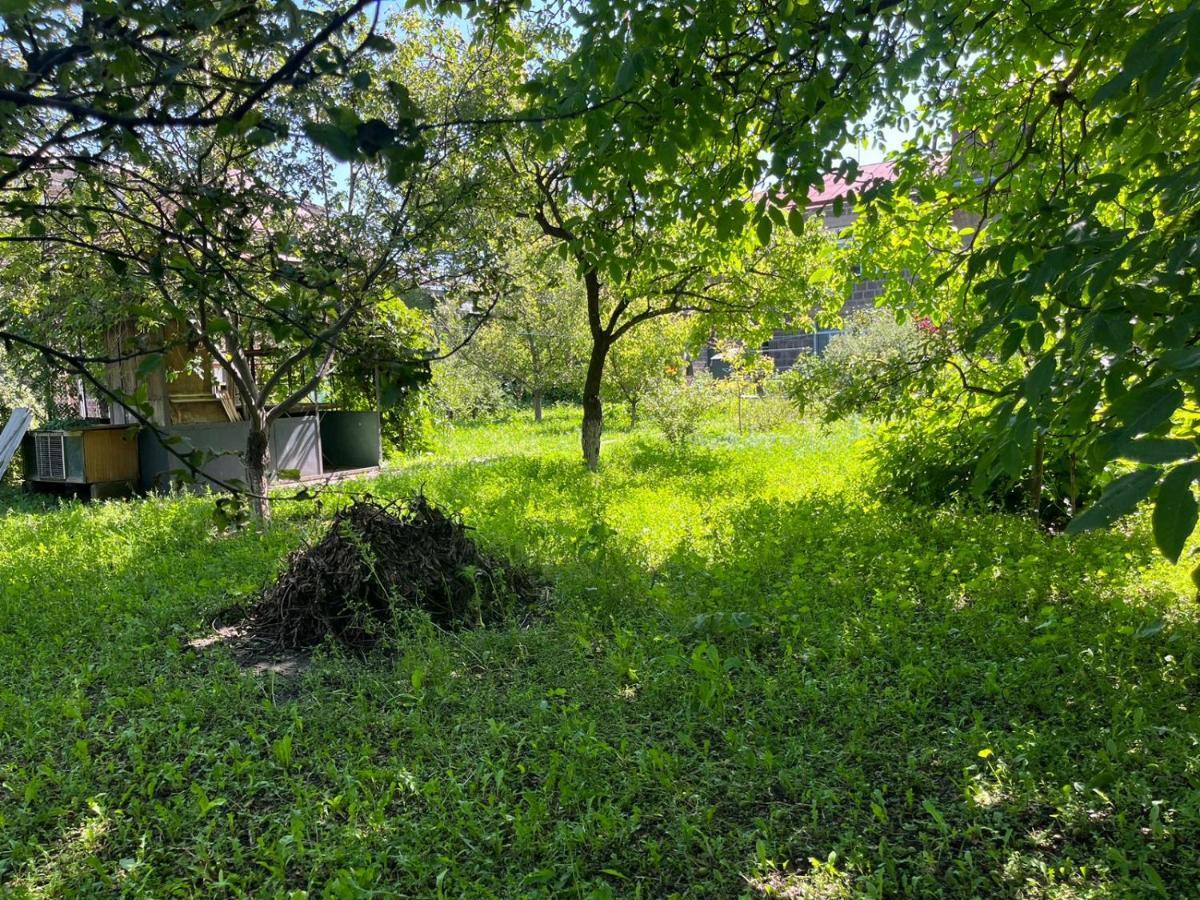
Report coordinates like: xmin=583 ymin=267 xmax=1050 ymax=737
xmin=33 ymin=431 xmax=66 ymax=480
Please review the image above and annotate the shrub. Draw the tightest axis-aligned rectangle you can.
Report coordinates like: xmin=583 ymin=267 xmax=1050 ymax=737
xmin=644 ymin=374 xmax=722 ymax=446
xmin=603 ymin=314 xmax=692 ymax=428
xmin=872 ymin=409 xmax=1102 ymax=524
xmin=787 ymin=310 xmax=1104 ymax=526
xmin=785 ymin=309 xmax=947 ymax=422
xmin=870 ymin=411 xmax=989 ymax=506
xmin=428 ymin=359 xmax=515 ymax=423
xmin=382 ymin=393 xmax=436 ymax=457
xmin=734 ymin=375 xmax=795 ymax=433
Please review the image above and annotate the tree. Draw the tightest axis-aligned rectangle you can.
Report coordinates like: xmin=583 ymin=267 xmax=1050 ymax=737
xmin=479 ymin=0 xmax=924 ymax=470
xmin=12 ymin=0 xmax=1188 ymax=553
xmin=786 ymin=310 xmax=950 ymax=423
xmin=533 ymin=0 xmax=1196 ymax=552
xmin=837 ymin=2 xmax=1200 ymax=566
xmin=0 ymin=13 xmax=499 ymax=520
xmin=603 ymin=314 xmax=690 ymax=428
xmin=502 ymin=126 xmax=843 ymax=468
xmin=0 ymin=1 xmax=399 ymax=201
xmin=455 ymin=229 xmax=589 ymax=422
xmin=0 ymin=345 xmax=43 ymax=422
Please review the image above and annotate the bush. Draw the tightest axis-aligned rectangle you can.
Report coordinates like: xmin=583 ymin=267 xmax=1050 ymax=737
xmin=870 ymin=411 xmax=989 ymax=506
xmin=382 ymin=394 xmax=436 ymax=457
xmin=785 ymin=311 xmax=1103 ymax=526
xmin=733 ymin=375 xmax=795 ymax=433
xmin=644 ymin=374 xmax=722 ymax=446
xmin=872 ymin=410 xmax=1102 ymax=524
xmin=428 ymin=359 xmax=515 ymax=423
xmin=785 ymin=309 xmax=947 ymax=422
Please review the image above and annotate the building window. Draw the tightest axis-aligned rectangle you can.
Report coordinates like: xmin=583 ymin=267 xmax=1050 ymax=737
xmin=815 ymin=328 xmax=840 ymax=354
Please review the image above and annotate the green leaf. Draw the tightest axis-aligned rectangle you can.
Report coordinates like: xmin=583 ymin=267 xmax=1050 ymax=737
xmin=277 ymin=468 xmax=301 ymax=481
xmin=303 ymin=121 xmax=359 ymax=161
xmin=1067 ymin=468 xmax=1160 ymax=534
xmin=356 ymin=118 xmax=395 ymax=155
xmin=1118 ymin=437 xmax=1195 ymax=464
xmin=755 ymin=214 xmax=773 ymax=247
xmin=1153 ymin=461 xmax=1200 ymax=562
xmin=1108 ymin=381 xmax=1183 ymax=437
xmin=135 ymin=353 xmax=164 ymax=379
xmin=615 ymin=53 xmax=638 ymax=91
xmin=1023 ymin=354 xmax=1055 ymax=400
xmin=1187 ymin=7 xmax=1200 ymax=73
xmin=1134 ymin=618 xmax=1166 ymax=639
xmin=363 ymin=33 xmax=396 ymax=53
xmin=787 ymin=207 xmax=805 ymax=237
xmin=1159 ymin=347 xmax=1200 ymax=371
xmin=246 ymin=127 xmax=278 ymax=148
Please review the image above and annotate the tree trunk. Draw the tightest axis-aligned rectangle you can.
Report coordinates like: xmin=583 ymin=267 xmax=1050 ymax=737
xmin=1029 ymin=431 xmax=1045 ymax=523
xmin=581 ymin=337 xmax=609 ymax=471
xmin=245 ymin=419 xmax=272 ymax=524
xmin=533 ymin=390 xmax=543 ymax=423
xmin=1067 ymin=452 xmax=1079 ymax=514
xmin=628 ymin=399 xmax=638 ymax=429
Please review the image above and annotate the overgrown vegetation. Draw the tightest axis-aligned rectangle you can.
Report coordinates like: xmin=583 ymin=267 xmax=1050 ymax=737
xmin=790 ymin=312 xmax=1105 ymax=524
xmin=644 ymin=373 xmax=723 ymax=447
xmin=3 ymin=409 xmax=1197 ymax=896
xmin=2 ymin=0 xmax=1199 ymax=894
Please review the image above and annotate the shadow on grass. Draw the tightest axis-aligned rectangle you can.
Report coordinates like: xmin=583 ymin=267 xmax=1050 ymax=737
xmin=0 ymin=483 xmax=66 ymax=514
xmin=619 ymin=439 xmax=730 ymax=480
xmin=646 ymin=491 xmax=1196 ymax=895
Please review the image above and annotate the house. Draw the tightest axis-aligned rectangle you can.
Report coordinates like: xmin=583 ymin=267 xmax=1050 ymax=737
xmin=696 ymin=161 xmax=898 ymax=375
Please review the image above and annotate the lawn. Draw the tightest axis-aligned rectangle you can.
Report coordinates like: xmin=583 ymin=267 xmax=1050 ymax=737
xmin=1 ymin=408 xmax=1197 ymax=897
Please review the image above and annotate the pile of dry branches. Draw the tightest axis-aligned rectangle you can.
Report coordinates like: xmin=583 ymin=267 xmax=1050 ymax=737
xmin=248 ymin=497 xmax=538 ymax=650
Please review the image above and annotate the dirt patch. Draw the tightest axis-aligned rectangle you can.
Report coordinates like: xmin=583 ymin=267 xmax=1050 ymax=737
xmin=189 ymin=624 xmax=311 ymax=677
xmin=241 ymin=496 xmax=542 ymax=652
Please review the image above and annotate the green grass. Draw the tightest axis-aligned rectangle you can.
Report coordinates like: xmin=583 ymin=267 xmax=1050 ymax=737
xmin=2 ymin=409 xmax=1198 ymax=897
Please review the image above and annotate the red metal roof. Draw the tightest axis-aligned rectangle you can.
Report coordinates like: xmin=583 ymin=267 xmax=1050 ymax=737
xmin=806 ymin=160 xmax=897 ymax=208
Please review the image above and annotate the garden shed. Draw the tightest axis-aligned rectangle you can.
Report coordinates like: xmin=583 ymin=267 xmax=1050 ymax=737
xmin=22 ymin=324 xmax=381 ymax=497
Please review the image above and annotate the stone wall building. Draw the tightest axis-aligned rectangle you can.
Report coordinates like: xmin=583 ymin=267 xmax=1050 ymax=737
xmin=765 ymin=161 xmax=895 ymax=370
xmin=695 ymin=161 xmax=896 ymax=374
